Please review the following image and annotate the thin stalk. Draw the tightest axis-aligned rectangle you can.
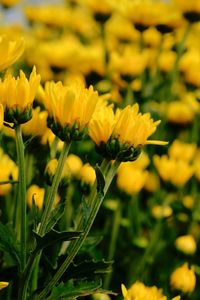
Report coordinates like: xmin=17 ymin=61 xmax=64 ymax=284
xmin=30 ymin=252 xmax=42 ymax=292
xmin=104 ymin=201 xmax=121 ymax=289
xmin=50 ymin=136 xmax=59 ymax=159
xmin=15 ymin=125 xmax=27 ymax=272
xmin=38 ymin=141 xmax=71 ymax=236
xmin=35 ymin=160 xmax=120 ymax=300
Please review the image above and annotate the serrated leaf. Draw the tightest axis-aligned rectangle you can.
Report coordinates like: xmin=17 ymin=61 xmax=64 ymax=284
xmin=33 ymin=229 xmax=82 ymax=253
xmin=47 ymin=278 xmax=102 ymax=300
xmin=45 ymin=202 xmax=65 ymax=233
xmin=95 ymin=164 xmax=105 ymax=197
xmin=62 ymin=259 xmax=113 ymax=280
xmin=0 ymin=222 xmax=20 ymax=266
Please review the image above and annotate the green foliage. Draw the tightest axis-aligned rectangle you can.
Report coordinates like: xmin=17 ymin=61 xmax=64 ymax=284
xmin=0 ymin=222 xmax=20 ymax=266
xmin=32 ymin=230 xmax=82 ymax=254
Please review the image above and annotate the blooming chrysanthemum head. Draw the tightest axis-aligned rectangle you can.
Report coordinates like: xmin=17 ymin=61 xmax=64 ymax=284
xmin=0 ymin=35 xmax=24 ymax=71
xmin=41 ymin=80 xmax=99 ymax=142
xmin=121 ymin=281 xmax=167 ymax=300
xmin=0 ymin=67 xmax=41 ymax=125
xmin=170 ymin=263 xmax=196 ymax=293
xmin=89 ymin=102 xmax=167 ymax=162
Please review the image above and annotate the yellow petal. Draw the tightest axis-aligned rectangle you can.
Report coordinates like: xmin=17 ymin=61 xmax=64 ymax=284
xmin=121 ymin=284 xmax=128 ymax=297
xmin=0 ymin=281 xmax=9 ymax=290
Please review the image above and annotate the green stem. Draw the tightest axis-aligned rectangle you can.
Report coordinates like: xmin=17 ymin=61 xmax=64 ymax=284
xmin=104 ymin=201 xmax=121 ymax=289
xmin=30 ymin=252 xmax=42 ymax=292
xmin=38 ymin=142 xmax=71 ymax=236
xmin=50 ymin=136 xmax=59 ymax=159
xmin=15 ymin=125 xmax=27 ymax=272
xmin=35 ymin=159 xmax=120 ymax=300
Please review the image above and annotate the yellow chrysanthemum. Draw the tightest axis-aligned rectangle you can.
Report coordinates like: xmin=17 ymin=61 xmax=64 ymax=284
xmin=78 ymin=163 xmax=96 ymax=185
xmin=174 ymin=0 xmax=200 ymax=22
xmin=170 ymin=263 xmax=196 ymax=293
xmin=121 ymin=281 xmax=167 ymax=300
xmin=27 ymin=184 xmax=60 ymax=210
xmin=113 ymin=104 xmax=165 ymax=147
xmin=175 ymin=235 xmax=197 ymax=255
xmin=0 ymin=148 xmax=18 ymax=196
xmin=89 ymin=103 xmax=166 ymax=161
xmin=153 ymin=155 xmax=194 ymax=186
xmin=169 ymin=140 xmax=197 ymax=162
xmin=89 ymin=101 xmax=116 ymax=146
xmin=151 ymin=205 xmax=173 ymax=219
xmin=0 ymin=67 xmax=41 ymax=124
xmin=21 ymin=106 xmax=48 ymax=137
xmin=41 ymin=80 xmax=99 ymax=142
xmin=0 ymin=35 xmax=24 ymax=71
xmin=117 ymin=163 xmax=148 ymax=195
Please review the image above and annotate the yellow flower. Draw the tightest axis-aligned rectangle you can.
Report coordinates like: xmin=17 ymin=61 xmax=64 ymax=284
xmin=117 ymin=163 xmax=148 ymax=195
xmin=108 ymin=47 xmax=147 ymax=78
xmin=0 ymin=35 xmax=24 ymax=71
xmin=88 ymin=101 xmax=116 ymax=146
xmin=151 ymin=205 xmax=173 ymax=219
xmin=21 ymin=106 xmax=48 ymax=137
xmin=170 ymin=263 xmax=196 ymax=293
xmin=174 ymin=0 xmax=200 ymax=22
xmin=41 ymin=80 xmax=99 ymax=142
xmin=166 ymin=98 xmax=198 ymax=124
xmin=1 ymin=0 xmax=20 ymax=6
xmin=183 ymin=195 xmax=194 ymax=209
xmin=153 ymin=155 xmax=194 ymax=187
xmin=121 ymin=281 xmax=167 ymax=300
xmin=65 ymin=154 xmax=83 ymax=177
xmin=169 ymin=140 xmax=197 ymax=162
xmin=0 ymin=281 xmax=9 ymax=290
xmin=27 ymin=185 xmax=45 ymax=211
xmin=175 ymin=235 xmax=197 ymax=255
xmin=78 ymin=163 xmax=96 ymax=185
xmin=27 ymin=184 xmax=60 ymax=210
xmin=0 ymin=148 xmax=18 ymax=196
xmin=89 ymin=103 xmax=167 ymax=161
xmin=0 ymin=67 xmax=41 ymax=124
xmin=113 ymin=104 xmax=165 ymax=147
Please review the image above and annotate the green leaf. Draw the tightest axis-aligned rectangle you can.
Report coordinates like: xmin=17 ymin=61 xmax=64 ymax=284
xmin=33 ymin=230 xmax=82 ymax=253
xmin=95 ymin=164 xmax=105 ymax=197
xmin=0 ymin=222 xmax=20 ymax=266
xmin=45 ymin=202 xmax=66 ymax=233
xmin=47 ymin=278 xmax=103 ymax=300
xmin=62 ymin=259 xmax=113 ymax=280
